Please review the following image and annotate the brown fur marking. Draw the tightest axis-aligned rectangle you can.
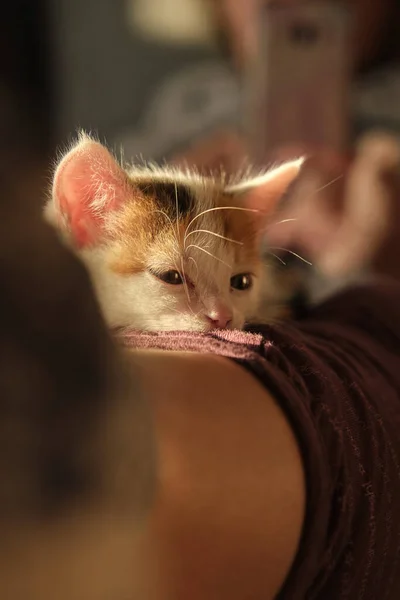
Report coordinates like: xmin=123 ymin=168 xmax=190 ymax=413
xmin=107 ymin=181 xmax=192 ymax=276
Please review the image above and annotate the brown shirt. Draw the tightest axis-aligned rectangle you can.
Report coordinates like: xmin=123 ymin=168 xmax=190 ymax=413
xmin=120 ymin=278 xmax=400 ymax=599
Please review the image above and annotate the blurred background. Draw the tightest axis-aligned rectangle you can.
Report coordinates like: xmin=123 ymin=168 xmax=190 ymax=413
xmin=0 ymin=3 xmax=398 ymax=597
xmin=1 ymin=0 xmax=399 ymax=171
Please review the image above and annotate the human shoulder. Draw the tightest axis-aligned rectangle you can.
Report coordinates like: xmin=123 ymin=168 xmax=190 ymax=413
xmin=129 ymin=348 xmax=306 ymax=600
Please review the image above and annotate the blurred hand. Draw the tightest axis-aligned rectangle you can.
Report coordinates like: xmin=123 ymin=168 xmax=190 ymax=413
xmin=267 ymin=132 xmax=400 ymax=280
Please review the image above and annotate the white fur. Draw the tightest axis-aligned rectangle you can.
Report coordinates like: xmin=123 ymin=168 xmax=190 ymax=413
xmin=225 ymin=158 xmax=305 ymax=194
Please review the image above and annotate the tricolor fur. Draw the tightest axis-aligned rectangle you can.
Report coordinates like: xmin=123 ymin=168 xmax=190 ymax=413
xmin=45 ymin=133 xmax=303 ymax=332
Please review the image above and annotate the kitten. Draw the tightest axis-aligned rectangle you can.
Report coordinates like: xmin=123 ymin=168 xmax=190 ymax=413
xmin=45 ymin=133 xmax=303 ymax=331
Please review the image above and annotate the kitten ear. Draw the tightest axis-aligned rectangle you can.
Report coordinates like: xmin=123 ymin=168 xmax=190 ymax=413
xmin=51 ymin=134 xmax=129 ymax=248
xmin=226 ymin=158 xmax=304 ymax=217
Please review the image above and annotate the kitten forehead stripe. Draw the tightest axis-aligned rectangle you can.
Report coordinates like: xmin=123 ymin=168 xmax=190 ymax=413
xmin=136 ymin=181 xmax=193 ymax=215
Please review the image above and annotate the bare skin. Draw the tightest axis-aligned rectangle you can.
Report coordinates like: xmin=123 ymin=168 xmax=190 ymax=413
xmin=131 ymin=349 xmax=306 ymax=600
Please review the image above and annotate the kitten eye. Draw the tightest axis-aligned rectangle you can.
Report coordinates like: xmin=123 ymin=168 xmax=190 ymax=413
xmin=230 ymin=273 xmax=253 ymax=291
xmin=153 ymin=269 xmax=184 ymax=285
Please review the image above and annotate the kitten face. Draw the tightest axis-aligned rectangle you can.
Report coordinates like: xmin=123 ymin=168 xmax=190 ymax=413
xmin=81 ymin=179 xmax=264 ymax=332
xmin=46 ymin=134 xmax=303 ymax=332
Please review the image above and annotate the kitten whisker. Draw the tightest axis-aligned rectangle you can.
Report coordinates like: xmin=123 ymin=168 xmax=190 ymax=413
xmin=154 ymin=203 xmax=199 ymax=315
xmin=188 ymin=256 xmax=199 ymax=279
xmin=270 ymin=218 xmax=298 ymax=226
xmin=270 ymin=253 xmax=286 ymax=266
xmin=185 ymin=293 xmax=201 ymax=318
xmin=314 ymin=174 xmax=343 ymax=195
xmin=270 ymin=247 xmax=312 ymax=266
xmin=186 ymin=244 xmax=232 ymax=269
xmin=153 ymin=209 xmax=181 ymax=247
xmin=155 ymin=210 xmax=190 ymax=302
xmin=174 ymin=182 xmax=180 ymax=242
xmin=185 ymin=229 xmax=243 ymax=248
xmin=184 ymin=206 xmax=260 ymax=245
xmin=169 ymin=305 xmax=202 ymax=320
xmin=155 ymin=199 xmax=193 ymax=311
xmin=180 ymin=256 xmax=192 ymax=306
xmin=169 ymin=306 xmax=193 ymax=316
xmin=163 ymin=244 xmax=190 ymax=305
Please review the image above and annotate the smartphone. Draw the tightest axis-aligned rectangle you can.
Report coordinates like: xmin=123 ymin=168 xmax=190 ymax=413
xmin=244 ymin=0 xmax=352 ymax=166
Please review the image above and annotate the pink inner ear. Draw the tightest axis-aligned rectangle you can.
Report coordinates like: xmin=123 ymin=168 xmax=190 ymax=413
xmin=244 ymin=159 xmax=304 ymax=217
xmin=53 ymin=139 xmax=128 ymax=248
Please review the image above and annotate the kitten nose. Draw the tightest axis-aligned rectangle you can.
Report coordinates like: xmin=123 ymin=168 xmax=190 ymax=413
xmin=205 ymin=308 xmax=233 ymax=329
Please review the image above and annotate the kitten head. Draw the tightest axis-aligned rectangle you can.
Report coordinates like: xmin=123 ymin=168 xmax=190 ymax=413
xmin=46 ymin=133 xmax=302 ymax=332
